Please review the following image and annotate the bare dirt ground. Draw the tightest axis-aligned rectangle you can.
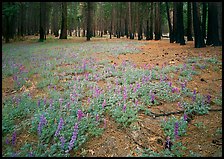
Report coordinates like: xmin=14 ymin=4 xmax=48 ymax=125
xmin=2 ymin=36 xmax=222 ymax=157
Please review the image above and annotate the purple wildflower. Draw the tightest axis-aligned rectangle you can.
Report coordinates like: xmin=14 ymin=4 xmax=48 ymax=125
xmin=12 ymin=131 xmax=16 ymax=146
xmin=122 ymin=104 xmax=126 ymax=112
xmin=38 ymin=114 xmax=47 ymax=136
xmin=192 ymin=65 xmax=195 ymax=70
xmin=193 ymin=89 xmax=197 ymax=95
xmin=174 ymin=122 xmax=179 ymax=140
xmin=172 ymin=87 xmax=176 ymax=93
xmin=6 ymin=137 xmax=9 ymax=144
xmin=96 ymin=114 xmax=99 ymax=122
xmin=206 ymin=94 xmax=211 ymax=103
xmin=77 ymin=109 xmax=83 ymax=121
xmin=151 ymin=92 xmax=155 ymax=103
xmin=168 ymin=81 xmax=172 ymax=87
xmin=177 ymin=102 xmax=181 ymax=108
xmin=102 ymin=99 xmax=106 ymax=109
xmin=183 ymin=113 xmax=187 ymax=122
xmin=60 ymin=136 xmax=66 ymax=149
xmin=67 ymin=123 xmax=78 ymax=152
xmin=67 ymin=102 xmax=70 ymax=109
xmin=181 ymin=83 xmax=185 ymax=90
xmin=28 ymin=151 xmax=34 ymax=157
xmin=55 ymin=117 xmax=64 ymax=137
xmin=54 ymin=85 xmax=57 ymax=90
xmin=164 ymin=136 xmax=173 ymax=151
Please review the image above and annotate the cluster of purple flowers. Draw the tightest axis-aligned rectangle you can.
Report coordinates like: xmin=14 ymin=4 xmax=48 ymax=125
xmin=55 ymin=117 xmax=64 ymax=137
xmin=150 ymin=90 xmax=155 ymax=103
xmin=38 ymin=114 xmax=47 ymax=136
xmin=192 ymin=89 xmax=197 ymax=102
xmin=123 ymin=86 xmax=127 ymax=101
xmin=122 ymin=104 xmax=127 ymax=112
xmin=174 ymin=122 xmax=179 ymax=140
xmin=67 ymin=123 xmax=78 ymax=152
xmin=12 ymin=131 xmax=17 ymax=146
xmin=96 ymin=114 xmax=99 ymax=122
xmin=102 ymin=99 xmax=106 ymax=109
xmin=183 ymin=113 xmax=188 ymax=122
xmin=60 ymin=136 xmax=66 ymax=149
xmin=77 ymin=109 xmax=83 ymax=121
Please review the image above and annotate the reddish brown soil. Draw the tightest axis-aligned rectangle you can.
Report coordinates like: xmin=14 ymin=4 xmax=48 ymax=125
xmin=2 ymin=37 xmax=222 ymax=157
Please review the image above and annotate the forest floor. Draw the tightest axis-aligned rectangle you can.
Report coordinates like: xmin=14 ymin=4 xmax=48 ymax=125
xmin=2 ymin=35 xmax=222 ymax=157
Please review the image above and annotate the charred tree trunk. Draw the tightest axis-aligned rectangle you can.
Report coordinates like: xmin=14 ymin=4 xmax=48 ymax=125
xmin=202 ymin=2 xmax=207 ymax=40
xmin=165 ymin=2 xmax=174 ymax=43
xmin=192 ymin=2 xmax=205 ymax=48
xmin=149 ymin=2 xmax=153 ymax=40
xmin=39 ymin=2 xmax=45 ymax=42
xmin=86 ymin=2 xmax=91 ymax=41
xmin=187 ymin=2 xmax=193 ymax=41
xmin=60 ymin=2 xmax=67 ymax=39
xmin=154 ymin=2 xmax=161 ymax=40
xmin=177 ymin=2 xmax=185 ymax=45
xmin=206 ymin=2 xmax=221 ymax=46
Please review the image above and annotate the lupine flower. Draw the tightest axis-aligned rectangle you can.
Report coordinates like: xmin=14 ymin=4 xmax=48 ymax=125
xmin=55 ymin=117 xmax=64 ymax=137
xmin=54 ymin=85 xmax=57 ymax=90
xmin=150 ymin=91 xmax=155 ymax=103
xmin=192 ymin=65 xmax=195 ymax=70
xmin=11 ymin=152 xmax=17 ymax=157
xmin=102 ymin=99 xmax=106 ymax=109
xmin=104 ymin=119 xmax=107 ymax=129
xmin=12 ymin=131 xmax=16 ymax=146
xmin=67 ymin=102 xmax=70 ymax=109
xmin=181 ymin=83 xmax=185 ymax=90
xmin=67 ymin=123 xmax=78 ymax=152
xmin=183 ymin=113 xmax=187 ymax=122
xmin=174 ymin=122 xmax=179 ymax=140
xmin=168 ymin=81 xmax=172 ymax=87
xmin=60 ymin=136 xmax=66 ymax=149
xmin=206 ymin=94 xmax=211 ymax=103
xmin=96 ymin=114 xmax=99 ymax=122
xmin=192 ymin=89 xmax=197 ymax=102
xmin=28 ymin=151 xmax=34 ymax=157
xmin=177 ymin=102 xmax=181 ymax=108
xmin=38 ymin=114 xmax=47 ymax=136
xmin=6 ymin=137 xmax=9 ymax=144
xmin=164 ymin=136 xmax=173 ymax=151
xmin=77 ymin=109 xmax=83 ymax=121
xmin=122 ymin=104 xmax=126 ymax=112
xmin=135 ymin=99 xmax=138 ymax=107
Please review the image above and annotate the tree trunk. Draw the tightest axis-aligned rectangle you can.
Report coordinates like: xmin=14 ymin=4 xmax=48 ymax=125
xmin=206 ymin=2 xmax=221 ymax=46
xmin=149 ymin=2 xmax=153 ymax=40
xmin=192 ymin=2 xmax=205 ymax=48
xmin=154 ymin=2 xmax=161 ymax=40
xmin=86 ymin=2 xmax=91 ymax=41
xmin=5 ymin=15 xmax=10 ymax=43
xmin=202 ymin=2 xmax=207 ymax=40
xmin=60 ymin=2 xmax=67 ymax=39
xmin=39 ymin=2 xmax=45 ymax=42
xmin=187 ymin=2 xmax=193 ymax=41
xmin=165 ymin=2 xmax=174 ymax=43
xmin=177 ymin=2 xmax=185 ymax=45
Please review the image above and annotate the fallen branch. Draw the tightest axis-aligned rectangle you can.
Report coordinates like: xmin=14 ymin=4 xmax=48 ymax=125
xmin=147 ymin=108 xmax=222 ymax=118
